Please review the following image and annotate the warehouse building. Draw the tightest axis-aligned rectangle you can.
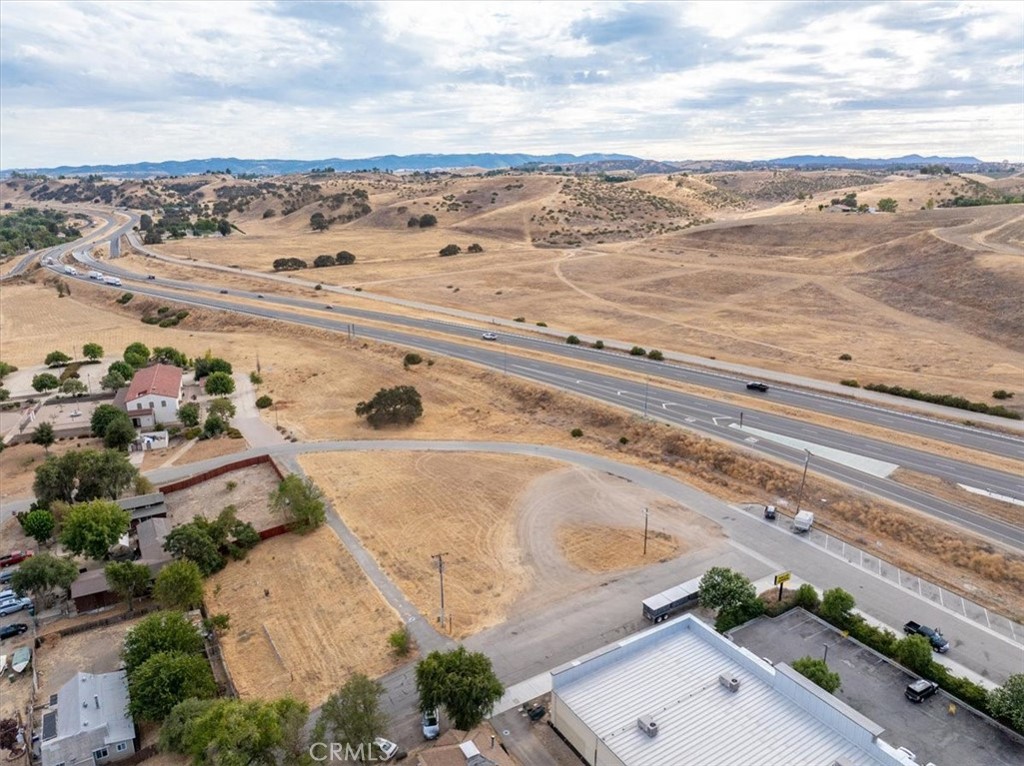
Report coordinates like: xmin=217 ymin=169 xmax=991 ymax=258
xmin=550 ymin=614 xmax=916 ymax=766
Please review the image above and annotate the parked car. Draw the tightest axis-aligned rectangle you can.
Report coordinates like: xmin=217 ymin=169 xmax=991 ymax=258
xmin=421 ymin=708 xmax=440 ymax=740
xmin=746 ymin=381 xmax=769 ymax=392
xmin=0 ymin=597 xmax=33 ymax=616
xmin=763 ymin=505 xmax=777 ymax=520
xmin=0 ymin=623 xmax=28 ymax=640
xmin=0 ymin=568 xmax=16 ymax=584
xmin=0 ymin=550 xmax=33 ymax=568
xmin=481 ymin=332 xmax=498 ymax=341
xmin=372 ymin=737 xmax=399 ymax=761
xmin=905 ymin=679 xmax=939 ymax=703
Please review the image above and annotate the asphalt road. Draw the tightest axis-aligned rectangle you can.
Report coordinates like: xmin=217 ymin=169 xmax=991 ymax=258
xmin=46 ymin=259 xmax=1024 ymax=549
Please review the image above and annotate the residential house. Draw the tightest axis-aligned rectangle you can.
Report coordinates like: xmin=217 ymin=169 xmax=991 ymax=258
xmin=40 ymin=671 xmax=136 ymax=766
xmin=121 ymin=364 xmax=183 ymax=427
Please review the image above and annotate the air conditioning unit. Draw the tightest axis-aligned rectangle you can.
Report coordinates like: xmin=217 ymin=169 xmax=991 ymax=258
xmin=637 ymin=715 xmax=658 ymax=738
xmin=718 ymin=674 xmax=740 ymax=692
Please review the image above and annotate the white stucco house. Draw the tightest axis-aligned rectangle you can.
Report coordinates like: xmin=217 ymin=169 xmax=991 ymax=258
xmin=121 ymin=364 xmax=183 ymax=427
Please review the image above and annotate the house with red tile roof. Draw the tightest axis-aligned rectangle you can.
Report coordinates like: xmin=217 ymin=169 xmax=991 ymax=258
xmin=122 ymin=363 xmax=183 ymax=426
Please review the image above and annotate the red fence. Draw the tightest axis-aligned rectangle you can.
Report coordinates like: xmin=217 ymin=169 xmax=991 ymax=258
xmin=158 ymin=453 xmax=285 ymax=493
xmin=259 ymin=524 xmax=290 ymax=541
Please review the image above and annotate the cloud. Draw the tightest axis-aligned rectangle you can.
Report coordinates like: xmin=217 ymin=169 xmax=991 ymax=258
xmin=0 ymin=0 xmax=1021 ymax=167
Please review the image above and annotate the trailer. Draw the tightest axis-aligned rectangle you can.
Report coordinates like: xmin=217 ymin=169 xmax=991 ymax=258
xmin=642 ymin=575 xmax=702 ymax=623
xmin=102 ymin=275 xmax=122 ymax=286
xmin=793 ymin=510 xmax=814 ymax=533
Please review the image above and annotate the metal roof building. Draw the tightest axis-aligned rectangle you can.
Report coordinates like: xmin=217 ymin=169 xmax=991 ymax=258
xmin=550 ymin=614 xmax=915 ymax=766
xmin=41 ymin=671 xmax=136 ymax=766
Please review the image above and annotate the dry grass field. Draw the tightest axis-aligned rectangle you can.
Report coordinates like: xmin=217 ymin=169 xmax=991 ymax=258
xmin=557 ymin=524 xmax=680 ymax=573
xmin=204 ymin=525 xmax=402 ymax=707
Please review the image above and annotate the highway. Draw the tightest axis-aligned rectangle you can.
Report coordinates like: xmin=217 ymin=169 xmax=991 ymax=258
xmin=45 ymin=255 xmax=1024 ymax=549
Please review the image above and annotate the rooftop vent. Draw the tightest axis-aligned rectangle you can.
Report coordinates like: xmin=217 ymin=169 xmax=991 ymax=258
xmin=637 ymin=715 xmax=658 ymax=738
xmin=719 ymin=674 xmax=740 ymax=693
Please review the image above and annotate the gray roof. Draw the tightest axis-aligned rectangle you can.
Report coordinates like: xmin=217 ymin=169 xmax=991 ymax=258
xmin=52 ymin=671 xmax=134 ymax=745
xmin=136 ymin=516 xmax=171 ymax=561
xmin=552 ymin=615 xmax=899 ymax=766
xmin=117 ymin=492 xmax=165 ymax=512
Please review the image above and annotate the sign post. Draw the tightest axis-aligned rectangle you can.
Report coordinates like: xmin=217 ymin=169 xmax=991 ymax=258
xmin=774 ymin=571 xmax=791 ymax=602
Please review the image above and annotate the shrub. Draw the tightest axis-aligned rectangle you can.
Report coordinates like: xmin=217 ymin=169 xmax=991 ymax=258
xmin=794 ymin=584 xmax=820 ymax=611
xmin=838 ymin=353 xmax=852 ymax=361
xmin=418 ymin=214 xmax=437 ymax=228
xmin=536 ymin=322 xmax=547 ymax=327
xmin=117 ymin=292 xmax=133 ymax=304
xmin=439 ymin=244 xmax=461 ymax=257
xmin=629 ymin=346 xmax=646 ymax=356
xmin=647 ymin=350 xmax=664 ymax=361
xmin=403 ymin=353 xmax=423 ymax=367
xmin=249 ymin=371 xmax=263 ymax=385
xmin=389 ymin=627 xmax=411 ymax=656
xmin=183 ymin=426 xmax=202 ymax=440
xmin=513 ymin=317 xmax=526 ymax=323
xmin=570 ymin=428 xmax=583 ymax=438
xmin=142 ymin=316 xmax=161 ymax=325
xmin=993 ymin=390 xmax=1014 ymax=400
xmin=314 ymin=283 xmax=323 ymax=290
xmin=618 ymin=436 xmax=629 ymax=445
xmin=840 ymin=379 xmax=861 ymax=388
xmin=157 ymin=306 xmax=170 ymax=315
xmin=565 ymin=335 xmax=581 ymax=345
xmin=226 ymin=427 xmax=243 ymax=439
xmin=820 ymin=588 xmax=856 ymax=628
xmin=593 ymin=340 xmax=604 ymax=349
xmin=336 ymin=251 xmax=356 ymax=265
xmin=467 ymin=243 xmax=484 ymax=253
xmin=863 ymin=382 xmax=1021 ymax=419
xmin=255 ymin=395 xmax=273 ymax=409
xmin=791 ymin=657 xmax=841 ymax=693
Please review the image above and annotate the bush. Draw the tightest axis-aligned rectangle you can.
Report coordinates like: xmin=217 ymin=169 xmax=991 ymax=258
xmin=819 ymin=588 xmax=856 ymax=628
xmin=513 ymin=317 xmax=526 ymax=323
xmin=794 ymin=584 xmax=820 ymax=611
xmin=618 ymin=436 xmax=629 ymax=445
xmin=336 ymin=251 xmax=356 ymax=265
xmin=404 ymin=353 xmax=423 ymax=367
xmin=993 ymin=390 xmax=1014 ymax=400
xmin=183 ymin=426 xmax=202 ymax=440
xmin=565 ymin=335 xmax=581 ymax=345
xmin=389 ymin=627 xmax=411 ymax=656
xmin=593 ymin=340 xmax=604 ymax=349
xmin=117 ymin=292 xmax=134 ymax=304
xmin=226 ymin=427 xmax=243 ymax=439
xmin=791 ymin=657 xmax=841 ymax=693
xmin=418 ymin=214 xmax=437 ymax=228
xmin=647 ymin=349 xmax=664 ymax=361
xmin=536 ymin=321 xmax=547 ymax=327
xmin=629 ymin=346 xmax=646 ymax=356
xmin=838 ymin=353 xmax=853 ymax=361
xmin=863 ymin=382 xmax=1022 ymax=419
xmin=255 ymin=395 xmax=273 ymax=409
xmin=840 ymin=379 xmax=861 ymax=388
xmin=570 ymin=428 xmax=583 ymax=438
xmin=249 ymin=371 xmax=263 ymax=385
xmin=439 ymin=244 xmax=461 ymax=257
xmin=467 ymin=243 xmax=484 ymax=253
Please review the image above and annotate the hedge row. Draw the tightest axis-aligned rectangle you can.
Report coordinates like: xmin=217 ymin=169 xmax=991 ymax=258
xmin=864 ymin=382 xmax=1021 ymax=420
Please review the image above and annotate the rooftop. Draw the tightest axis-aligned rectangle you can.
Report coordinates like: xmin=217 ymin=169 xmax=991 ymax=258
xmin=44 ymin=671 xmax=134 ymax=746
xmin=125 ymin=363 xmax=182 ymax=402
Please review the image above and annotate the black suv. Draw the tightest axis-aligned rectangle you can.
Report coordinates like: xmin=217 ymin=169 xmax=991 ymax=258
xmin=746 ymin=382 xmax=769 ymax=392
xmin=905 ymin=679 xmax=939 ymax=703
xmin=0 ymin=623 xmax=28 ymax=640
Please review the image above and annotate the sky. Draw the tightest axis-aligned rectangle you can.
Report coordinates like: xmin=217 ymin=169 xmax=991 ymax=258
xmin=1 ymin=0 xmax=1021 ymax=168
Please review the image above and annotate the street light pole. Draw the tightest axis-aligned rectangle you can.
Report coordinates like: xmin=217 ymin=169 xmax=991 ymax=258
xmin=643 ymin=507 xmax=649 ymax=556
xmin=794 ymin=450 xmax=812 ymax=515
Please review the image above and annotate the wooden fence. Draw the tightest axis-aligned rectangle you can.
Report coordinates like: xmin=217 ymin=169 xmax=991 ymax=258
xmin=158 ymin=453 xmax=285 ymax=493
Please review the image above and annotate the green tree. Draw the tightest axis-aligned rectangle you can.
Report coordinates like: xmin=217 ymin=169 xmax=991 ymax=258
xmin=45 ymin=350 xmax=72 ymax=366
xmin=217 ymin=219 xmax=232 ymax=236
xmin=75 ymin=449 xmax=138 ymax=500
xmin=153 ymin=560 xmax=205 ymax=611
xmin=128 ymin=651 xmax=217 ymax=721
xmin=21 ymin=508 xmax=56 ymax=545
xmin=9 ymin=553 xmax=78 ymax=605
xmin=32 ymin=372 xmax=60 ymax=392
xmin=101 ymin=371 xmax=126 ymax=390
xmin=989 ymin=674 xmax=1024 ymax=733
xmin=819 ymin=587 xmax=856 ymax=627
xmin=438 ymin=244 xmax=461 ymax=257
xmin=207 ymin=397 xmax=236 ymax=423
xmin=60 ymin=378 xmax=87 ymax=395
xmin=104 ymin=561 xmax=152 ymax=612
xmin=335 ymin=250 xmax=356 ymax=265
xmin=791 ymin=657 xmax=841 ymax=693
xmin=92 ymin=404 xmax=127 ymax=437
xmin=418 ymin=214 xmax=437 ymax=227
xmin=270 ymin=474 xmax=326 ymax=533
xmin=202 ymin=414 xmax=227 ymax=438
xmin=0 ymin=361 xmax=17 ymax=380
xmin=415 ymin=646 xmax=504 ymax=731
xmin=877 ymin=197 xmax=898 ymax=213
xmin=0 ymin=387 xmax=9 ymax=401
xmin=33 ymin=451 xmax=85 ymax=505
xmin=139 ymin=214 xmax=153 ymax=231
xmin=178 ymin=401 xmax=201 ymax=427
xmin=151 ymin=346 xmax=188 ymax=366
xmin=104 ymin=414 xmax=136 ymax=451
xmin=31 ymin=422 xmax=55 ymax=453
xmin=164 ymin=523 xmax=225 ymax=576
xmin=108 ymin=359 xmax=134 ymax=380
xmin=124 ymin=341 xmax=151 ymax=369
xmin=194 ymin=356 xmax=232 ymax=379
xmin=204 ymin=371 xmax=235 ymax=395
xmin=82 ymin=342 xmax=104 ymax=360
xmin=313 ymin=254 xmax=336 ymax=267
xmin=699 ymin=567 xmax=756 ymax=611
xmin=355 ymin=385 xmax=423 ymax=428
xmin=313 ymin=673 xmax=389 ymax=765
xmin=794 ymin=583 xmax=820 ymax=611
xmin=59 ymin=499 xmax=130 ymax=560
xmin=123 ymin=610 xmax=204 ymax=674
xmin=894 ymin=635 xmax=934 ymax=675
xmin=310 ymin=212 xmax=329 ymax=231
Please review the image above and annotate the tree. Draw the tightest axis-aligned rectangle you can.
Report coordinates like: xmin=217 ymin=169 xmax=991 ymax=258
xmin=21 ymin=508 xmax=55 ymax=545
xmin=31 ymin=422 xmax=55 ymax=453
xmin=355 ymin=385 xmax=423 ymax=428
xmin=335 ymin=250 xmax=356 ymax=265
xmin=59 ymin=499 xmax=130 ymax=560
xmin=108 ymin=359 xmax=134 ymax=380
xmin=877 ymin=197 xmax=898 ymax=213
xmin=202 ymin=414 xmax=227 ymax=438
xmin=0 ymin=388 xmax=9 ymax=402
xmin=989 ymin=674 xmax=1024 ymax=732
xmin=153 ymin=560 xmax=204 ymax=611
xmin=415 ymin=646 xmax=504 ymax=731
xmin=101 ymin=371 xmax=126 ymax=390
xmin=123 ymin=610 xmax=204 ymax=675
xmin=60 ymin=378 xmax=87 ymax=395
xmin=92 ymin=404 xmax=126 ymax=437
xmin=217 ymin=218 xmax=231 ymax=236
xmin=152 ymin=346 xmax=188 ymax=366
xmin=207 ymin=397 xmax=236 ymax=423
xmin=791 ymin=657 xmax=841 ymax=693
xmin=144 ymin=229 xmax=163 ymax=245
xmin=418 ymin=214 xmax=437 ymax=227
xmin=819 ymin=587 xmax=856 ymax=627
xmin=105 ymin=561 xmax=152 ymax=612
xmin=32 ymin=372 xmax=60 ymax=392
xmin=82 ymin=342 xmax=104 ymax=360
xmin=438 ymin=244 xmax=461 ymax=257
xmin=128 ymin=651 xmax=217 ymax=721
xmin=124 ymin=342 xmax=151 ymax=366
xmin=164 ymin=523 xmax=225 ymax=576
xmin=313 ymin=673 xmax=389 ymax=765
xmin=894 ymin=635 xmax=934 ymax=675
xmin=178 ymin=401 xmax=201 ymax=427
xmin=193 ymin=356 xmax=232 ymax=379
xmin=0 ymin=361 xmax=17 ymax=381
xmin=272 ymin=257 xmax=308 ymax=271
xmin=270 ymin=474 xmax=326 ymax=533
xmin=699 ymin=567 xmax=756 ymax=611
xmin=104 ymin=415 xmax=136 ymax=451
xmin=310 ymin=212 xmax=329 ymax=231
xmin=204 ymin=371 xmax=235 ymax=396
xmin=45 ymin=350 xmax=71 ymax=366
xmin=139 ymin=213 xmax=153 ymax=231
xmin=9 ymin=553 xmax=78 ymax=605
xmin=314 ymin=254 xmax=336 ymax=268
xmin=467 ymin=243 xmax=483 ymax=253
xmin=75 ymin=449 xmax=138 ymax=500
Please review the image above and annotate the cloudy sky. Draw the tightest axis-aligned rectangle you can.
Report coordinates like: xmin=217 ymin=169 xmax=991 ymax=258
xmin=1 ymin=0 xmax=1021 ymax=167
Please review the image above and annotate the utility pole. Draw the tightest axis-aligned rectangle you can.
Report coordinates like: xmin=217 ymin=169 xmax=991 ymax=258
xmin=433 ymin=553 xmax=448 ymax=629
xmin=643 ymin=507 xmax=649 ymax=556
xmin=794 ymin=450 xmax=812 ymax=515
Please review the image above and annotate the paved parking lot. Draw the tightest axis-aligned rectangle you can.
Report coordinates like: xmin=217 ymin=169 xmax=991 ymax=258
xmin=730 ymin=609 xmax=1024 ymax=766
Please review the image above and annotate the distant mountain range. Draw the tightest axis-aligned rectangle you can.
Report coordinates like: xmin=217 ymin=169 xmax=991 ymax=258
xmin=2 ymin=152 xmax=989 ymax=178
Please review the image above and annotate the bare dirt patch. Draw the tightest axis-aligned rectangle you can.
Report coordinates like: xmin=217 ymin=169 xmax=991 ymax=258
xmin=174 ymin=435 xmax=249 ymax=466
xmin=162 ymin=462 xmax=281 ymax=531
xmin=204 ymin=526 xmax=401 ymax=707
xmin=34 ymin=620 xmax=136 ymax=699
xmin=557 ymin=524 xmax=680 ymax=573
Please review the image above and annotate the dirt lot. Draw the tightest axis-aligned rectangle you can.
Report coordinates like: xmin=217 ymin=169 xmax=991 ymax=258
xmin=557 ymin=524 xmax=679 ymax=573
xmin=203 ymin=525 xmax=402 ymax=707
xmin=299 ymin=453 xmax=721 ymax=638
xmin=34 ymin=620 xmax=137 ymax=699
xmin=162 ymin=462 xmax=282 ymax=531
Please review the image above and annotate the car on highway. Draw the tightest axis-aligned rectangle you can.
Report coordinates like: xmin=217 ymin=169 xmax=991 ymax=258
xmin=0 ymin=551 xmax=33 ymax=568
xmin=147 ymin=274 xmax=156 ymax=280
xmin=421 ymin=708 xmax=439 ymax=739
xmin=325 ymin=305 xmax=333 ymax=310
xmin=0 ymin=597 xmax=33 ymax=616
xmin=481 ymin=332 xmax=498 ymax=341
xmin=746 ymin=381 xmax=769 ymax=392
xmin=219 ymin=289 xmax=228 ymax=294
xmin=905 ymin=679 xmax=939 ymax=703
xmin=0 ymin=623 xmax=28 ymax=641
xmin=256 ymin=294 xmax=264 ymax=299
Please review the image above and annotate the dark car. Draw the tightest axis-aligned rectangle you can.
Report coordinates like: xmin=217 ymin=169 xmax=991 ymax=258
xmin=905 ymin=679 xmax=939 ymax=703
xmin=256 ymin=294 xmax=264 ymax=299
xmin=325 ymin=305 xmax=333 ymax=310
xmin=746 ymin=382 xmax=769 ymax=392
xmin=763 ymin=505 xmax=777 ymax=520
xmin=0 ymin=623 xmax=28 ymax=640
xmin=146 ymin=274 xmax=156 ymax=280
xmin=219 ymin=289 xmax=229 ymax=294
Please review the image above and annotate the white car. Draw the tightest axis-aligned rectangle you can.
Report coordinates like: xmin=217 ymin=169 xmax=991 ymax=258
xmin=481 ymin=332 xmax=498 ymax=341
xmin=421 ymin=708 xmax=440 ymax=739
xmin=373 ymin=737 xmax=399 ymax=761
xmin=0 ymin=597 xmax=33 ymax=616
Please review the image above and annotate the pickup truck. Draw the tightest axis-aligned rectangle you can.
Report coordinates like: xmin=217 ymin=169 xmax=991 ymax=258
xmin=903 ymin=621 xmax=949 ymax=653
